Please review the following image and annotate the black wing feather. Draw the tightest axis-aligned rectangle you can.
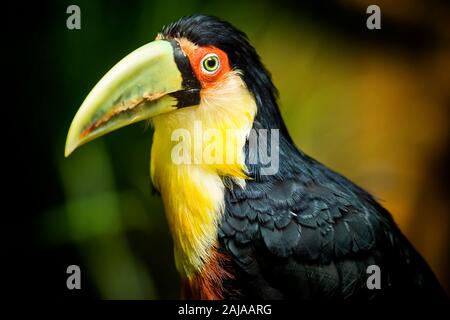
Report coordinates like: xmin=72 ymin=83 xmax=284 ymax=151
xmin=219 ymin=157 xmax=446 ymax=300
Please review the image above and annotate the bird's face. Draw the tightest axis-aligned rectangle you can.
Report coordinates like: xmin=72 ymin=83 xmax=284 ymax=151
xmin=65 ymin=34 xmax=256 ymax=161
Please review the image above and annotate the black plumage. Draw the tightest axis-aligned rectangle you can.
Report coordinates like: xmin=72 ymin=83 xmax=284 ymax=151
xmin=162 ymin=15 xmax=446 ymax=300
xmin=221 ymin=159 xmax=446 ymax=299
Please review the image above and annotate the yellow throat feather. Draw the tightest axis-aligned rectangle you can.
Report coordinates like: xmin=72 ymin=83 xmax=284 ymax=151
xmin=150 ymin=71 xmax=257 ymax=277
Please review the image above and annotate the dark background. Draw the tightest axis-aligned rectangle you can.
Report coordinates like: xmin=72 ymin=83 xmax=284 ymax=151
xmin=6 ymin=0 xmax=449 ymax=299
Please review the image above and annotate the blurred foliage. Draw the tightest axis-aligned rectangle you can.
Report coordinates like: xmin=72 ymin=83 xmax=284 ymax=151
xmin=30 ymin=0 xmax=449 ymax=298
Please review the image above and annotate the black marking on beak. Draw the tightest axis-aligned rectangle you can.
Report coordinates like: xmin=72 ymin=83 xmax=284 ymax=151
xmin=166 ymin=39 xmax=201 ymax=108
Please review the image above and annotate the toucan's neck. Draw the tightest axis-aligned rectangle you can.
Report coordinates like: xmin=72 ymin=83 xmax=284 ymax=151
xmin=150 ymin=72 xmax=257 ymax=278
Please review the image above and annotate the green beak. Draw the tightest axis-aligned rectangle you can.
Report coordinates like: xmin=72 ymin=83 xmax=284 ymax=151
xmin=65 ymin=39 xmax=199 ymax=157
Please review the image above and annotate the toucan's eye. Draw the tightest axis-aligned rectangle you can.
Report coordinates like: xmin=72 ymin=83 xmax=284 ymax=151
xmin=201 ymin=53 xmax=220 ymax=74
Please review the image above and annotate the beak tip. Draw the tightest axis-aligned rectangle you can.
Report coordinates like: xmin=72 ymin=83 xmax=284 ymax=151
xmin=64 ymin=137 xmax=78 ymax=158
xmin=64 ymin=146 xmax=73 ymax=158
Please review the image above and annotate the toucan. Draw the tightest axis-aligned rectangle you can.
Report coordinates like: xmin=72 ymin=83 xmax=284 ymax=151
xmin=65 ymin=15 xmax=446 ymax=300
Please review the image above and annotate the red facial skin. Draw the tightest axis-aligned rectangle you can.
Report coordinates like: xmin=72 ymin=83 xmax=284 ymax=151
xmin=182 ymin=44 xmax=231 ymax=89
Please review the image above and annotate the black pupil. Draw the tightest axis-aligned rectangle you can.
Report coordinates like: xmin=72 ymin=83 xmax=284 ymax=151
xmin=206 ymin=57 xmax=217 ymax=69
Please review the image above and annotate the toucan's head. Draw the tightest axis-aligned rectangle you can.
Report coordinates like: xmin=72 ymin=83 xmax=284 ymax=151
xmin=65 ymin=15 xmax=282 ymax=159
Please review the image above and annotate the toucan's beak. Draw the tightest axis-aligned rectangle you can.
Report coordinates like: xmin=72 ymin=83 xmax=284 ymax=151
xmin=65 ymin=39 xmax=199 ymax=157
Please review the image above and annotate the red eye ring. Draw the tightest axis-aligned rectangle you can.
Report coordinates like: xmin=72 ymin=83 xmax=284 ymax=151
xmin=178 ymin=41 xmax=230 ymax=88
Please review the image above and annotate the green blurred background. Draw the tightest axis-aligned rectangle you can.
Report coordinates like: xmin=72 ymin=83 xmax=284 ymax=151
xmin=8 ymin=0 xmax=449 ymax=299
